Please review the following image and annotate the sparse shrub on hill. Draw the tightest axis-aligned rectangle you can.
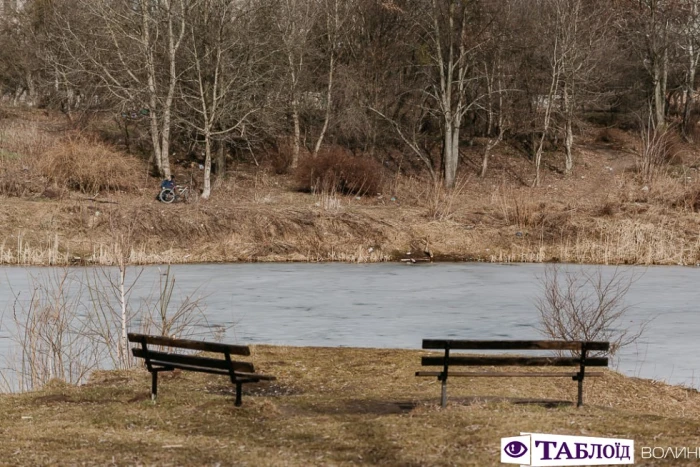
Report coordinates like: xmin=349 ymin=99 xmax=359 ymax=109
xmin=636 ymin=123 xmax=680 ymax=183
xmin=38 ymin=136 xmax=145 ymax=194
xmin=270 ymin=140 xmax=294 ymax=175
xmin=295 ymin=149 xmax=382 ymax=196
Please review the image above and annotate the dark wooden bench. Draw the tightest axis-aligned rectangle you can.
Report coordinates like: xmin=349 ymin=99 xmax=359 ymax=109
xmin=416 ymin=339 xmax=609 ymax=408
xmin=128 ymin=333 xmax=275 ymax=406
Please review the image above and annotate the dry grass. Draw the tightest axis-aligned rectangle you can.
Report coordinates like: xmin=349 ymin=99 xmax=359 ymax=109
xmin=0 ymin=346 xmax=698 ymax=465
xmin=0 ymin=117 xmax=146 ymax=197
xmin=3 ymin=108 xmax=700 ymax=266
xmin=38 ymin=135 xmax=146 ymax=194
xmin=0 ymin=120 xmax=56 ymax=197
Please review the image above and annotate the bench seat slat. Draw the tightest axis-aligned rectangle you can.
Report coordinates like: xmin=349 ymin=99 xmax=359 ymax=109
xmin=146 ymin=362 xmax=274 ymax=382
xmin=233 ymin=371 xmax=276 ymax=381
xmin=422 ymin=340 xmax=610 ymax=351
xmin=149 ymin=362 xmax=231 ymax=376
xmin=415 ymin=371 xmax=605 ymax=378
xmin=422 ymin=356 xmax=609 ymax=367
xmin=128 ymin=333 xmax=251 ymax=356
xmin=132 ymin=348 xmax=255 ymax=373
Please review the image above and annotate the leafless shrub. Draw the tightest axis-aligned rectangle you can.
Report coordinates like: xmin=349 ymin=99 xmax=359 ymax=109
xmin=636 ymin=120 xmax=678 ymax=184
xmin=139 ymin=265 xmax=215 ymax=341
xmin=426 ymin=176 xmax=469 ymax=221
xmin=535 ymin=265 xmax=648 ymax=359
xmin=2 ymin=270 xmax=99 ymax=392
xmin=296 ymin=149 xmax=382 ymax=196
xmin=37 ymin=135 xmax=145 ymax=194
xmin=2 ymin=258 xmax=216 ymax=392
xmin=493 ymin=184 xmax=541 ymax=229
xmin=84 ymin=215 xmax=215 ymax=368
xmin=270 ymin=139 xmax=294 ymax=175
xmin=314 ymin=183 xmax=342 ymax=212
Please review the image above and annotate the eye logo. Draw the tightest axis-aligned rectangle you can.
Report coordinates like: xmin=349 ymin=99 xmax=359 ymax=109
xmin=504 ymin=441 xmax=528 ymax=458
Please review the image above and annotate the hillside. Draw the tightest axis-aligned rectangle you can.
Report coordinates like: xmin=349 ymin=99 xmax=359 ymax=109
xmin=1 ymin=109 xmax=700 ymax=267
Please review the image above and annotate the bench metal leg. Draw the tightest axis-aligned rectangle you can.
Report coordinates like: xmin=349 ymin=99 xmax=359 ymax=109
xmin=577 ymin=346 xmax=587 ymax=408
xmin=441 ymin=379 xmax=447 ymax=408
xmin=151 ymin=371 xmax=158 ymax=402
xmin=576 ymin=373 xmax=584 ymax=408
xmin=235 ymin=381 xmax=242 ymax=407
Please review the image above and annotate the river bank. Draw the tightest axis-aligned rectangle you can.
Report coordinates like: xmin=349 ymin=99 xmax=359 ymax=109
xmin=2 ymin=167 xmax=700 ymax=267
xmin=2 ymin=110 xmax=700 ymax=267
xmin=0 ymin=345 xmax=697 ymax=465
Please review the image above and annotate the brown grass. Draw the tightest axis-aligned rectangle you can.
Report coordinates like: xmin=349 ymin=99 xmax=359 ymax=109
xmin=0 ymin=346 xmax=698 ymax=465
xmin=3 ymin=107 xmax=700 ymax=266
xmin=38 ymin=135 xmax=146 ymax=194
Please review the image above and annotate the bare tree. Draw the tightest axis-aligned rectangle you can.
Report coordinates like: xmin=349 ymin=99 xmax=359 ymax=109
xmin=271 ymin=0 xmax=319 ymax=169
xmin=678 ymin=0 xmax=700 ymax=139
xmin=181 ymin=0 xmax=262 ymax=199
xmin=535 ymin=265 xmax=648 ymax=358
xmin=425 ymin=0 xmax=484 ymax=189
xmin=557 ymin=0 xmax=611 ymax=174
xmin=478 ymin=2 xmax=516 ymax=178
xmin=622 ymin=0 xmax=678 ymax=129
xmin=51 ymin=0 xmax=189 ymax=177
xmin=311 ymin=0 xmax=344 ymax=157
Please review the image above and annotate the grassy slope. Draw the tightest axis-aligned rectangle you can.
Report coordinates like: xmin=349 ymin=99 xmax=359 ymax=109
xmin=0 ymin=346 xmax=698 ymax=466
xmin=1 ymin=118 xmax=700 ymax=266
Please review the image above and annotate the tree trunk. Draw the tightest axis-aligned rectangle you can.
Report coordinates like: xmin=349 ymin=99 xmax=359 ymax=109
xmin=443 ymin=121 xmax=457 ymax=189
xmin=653 ymin=61 xmax=665 ymax=128
xmin=565 ymin=118 xmax=573 ymax=173
xmin=201 ymin=132 xmax=212 ymax=199
xmin=25 ymin=71 xmax=36 ymax=106
xmin=119 ymin=264 xmax=127 ymax=369
xmin=683 ymin=41 xmax=698 ymax=140
xmin=215 ymin=141 xmax=226 ymax=177
xmin=481 ymin=129 xmax=503 ymax=179
xmin=148 ymin=108 xmax=164 ymax=177
xmin=313 ymin=52 xmax=334 ymax=157
xmin=291 ymin=98 xmax=301 ymax=168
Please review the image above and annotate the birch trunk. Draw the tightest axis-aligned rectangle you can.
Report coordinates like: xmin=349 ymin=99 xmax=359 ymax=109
xmin=563 ymin=83 xmax=573 ymax=173
xmin=291 ymin=97 xmax=301 ymax=167
xmin=119 ymin=264 xmax=127 ymax=369
xmin=201 ymin=131 xmax=212 ymax=199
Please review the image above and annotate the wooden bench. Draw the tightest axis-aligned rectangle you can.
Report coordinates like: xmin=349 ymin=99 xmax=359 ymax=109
xmin=128 ymin=333 xmax=275 ymax=406
xmin=415 ymin=339 xmax=609 ymax=408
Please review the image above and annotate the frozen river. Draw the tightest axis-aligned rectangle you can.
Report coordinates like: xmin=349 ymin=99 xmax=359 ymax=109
xmin=0 ymin=262 xmax=697 ymax=388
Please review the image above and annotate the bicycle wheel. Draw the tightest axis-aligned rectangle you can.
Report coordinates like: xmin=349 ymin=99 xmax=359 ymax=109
xmin=159 ymin=188 xmax=176 ymax=203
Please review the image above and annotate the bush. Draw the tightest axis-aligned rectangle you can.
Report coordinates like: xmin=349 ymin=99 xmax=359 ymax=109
xmin=38 ymin=135 xmax=145 ymax=193
xmin=535 ymin=265 xmax=648 ymax=358
xmin=295 ymin=149 xmax=382 ymax=196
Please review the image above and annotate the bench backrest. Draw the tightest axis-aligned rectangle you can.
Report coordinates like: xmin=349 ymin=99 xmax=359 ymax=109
xmin=421 ymin=339 xmax=610 ymax=367
xmin=128 ymin=333 xmax=251 ymax=355
xmin=128 ymin=333 xmax=255 ymax=373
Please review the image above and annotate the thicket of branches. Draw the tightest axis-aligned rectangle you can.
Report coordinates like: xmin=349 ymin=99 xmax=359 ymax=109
xmin=1 ymin=0 xmax=700 ymax=192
